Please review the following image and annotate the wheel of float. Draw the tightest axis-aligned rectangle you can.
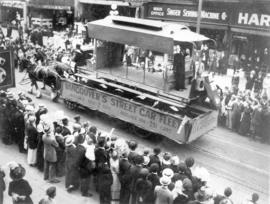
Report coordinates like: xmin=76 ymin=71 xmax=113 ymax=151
xmin=129 ymin=125 xmax=152 ymax=139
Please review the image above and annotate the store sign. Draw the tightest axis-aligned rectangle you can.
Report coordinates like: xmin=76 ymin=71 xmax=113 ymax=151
xmin=0 ymin=0 xmax=24 ymax=9
xmin=236 ymin=12 xmax=270 ymax=28
xmin=147 ymin=4 xmax=229 ymax=25
xmin=0 ymin=50 xmax=15 ymax=90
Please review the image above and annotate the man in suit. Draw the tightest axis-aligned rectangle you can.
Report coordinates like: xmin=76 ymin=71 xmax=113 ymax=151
xmin=94 ymin=138 xmax=110 ymax=191
xmin=76 ymin=130 xmax=92 ymax=197
xmin=119 ymin=152 xmax=132 ymax=204
xmin=154 ymin=176 xmax=173 ymax=204
xmin=173 ymin=45 xmax=186 ymax=90
xmin=42 ymin=125 xmax=59 ymax=183
xmin=130 ymin=155 xmax=144 ymax=204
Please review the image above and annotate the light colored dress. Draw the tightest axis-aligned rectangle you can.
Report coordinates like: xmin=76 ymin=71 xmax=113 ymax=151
xmin=110 ymin=158 xmax=121 ymax=204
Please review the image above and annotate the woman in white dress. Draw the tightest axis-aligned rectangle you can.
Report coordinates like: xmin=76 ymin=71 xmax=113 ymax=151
xmin=110 ymin=150 xmax=121 ymax=204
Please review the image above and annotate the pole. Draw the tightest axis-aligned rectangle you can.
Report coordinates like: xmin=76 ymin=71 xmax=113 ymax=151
xmin=23 ymin=1 xmax=28 ymax=33
xmin=196 ymin=0 xmax=203 ymax=33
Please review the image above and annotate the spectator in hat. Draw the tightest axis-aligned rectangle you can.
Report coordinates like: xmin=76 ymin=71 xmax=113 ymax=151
xmin=194 ymin=186 xmax=213 ymax=203
xmin=74 ymin=115 xmax=81 ymax=125
xmin=65 ymin=135 xmax=78 ymax=192
xmin=214 ymin=187 xmax=233 ymax=204
xmin=8 ymin=163 xmax=33 ymax=204
xmin=61 ymin=116 xmax=72 ymax=137
xmin=13 ymin=104 xmax=26 ymax=153
xmin=154 ymin=176 xmax=173 ymax=204
xmin=108 ymin=150 xmax=120 ymax=203
xmin=36 ymin=114 xmax=48 ymax=172
xmin=149 ymin=147 xmax=161 ymax=171
xmin=35 ymin=104 xmax=47 ymax=126
xmin=95 ymin=138 xmax=110 ymax=191
xmin=128 ymin=140 xmax=139 ymax=165
xmin=42 ymin=124 xmax=60 ymax=183
xmin=130 ymin=154 xmax=144 ymax=204
xmin=242 ymin=193 xmax=259 ymax=204
xmin=0 ymin=166 xmax=5 ymax=204
xmin=54 ymin=126 xmax=65 ymax=177
xmin=172 ymin=163 xmax=188 ymax=183
xmin=147 ymin=163 xmax=160 ymax=204
xmin=119 ymin=151 xmax=132 ymax=204
xmin=76 ymin=133 xmax=92 ymax=197
xmin=99 ymin=163 xmax=113 ymax=204
xmin=170 ymin=156 xmax=180 ymax=173
xmin=182 ymin=178 xmax=194 ymax=200
xmin=161 ymin=152 xmax=172 ymax=170
xmin=135 ymin=168 xmax=152 ymax=204
xmin=185 ymin=157 xmax=194 ymax=179
xmin=88 ymin=126 xmax=98 ymax=144
xmin=39 ymin=186 xmax=57 ymax=204
xmin=26 ymin=115 xmax=38 ymax=167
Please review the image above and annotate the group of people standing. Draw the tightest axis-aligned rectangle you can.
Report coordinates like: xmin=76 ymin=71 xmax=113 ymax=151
xmin=0 ymin=90 xmax=261 ymax=204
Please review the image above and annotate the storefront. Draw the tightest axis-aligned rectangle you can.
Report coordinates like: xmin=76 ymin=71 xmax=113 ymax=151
xmin=229 ymin=6 xmax=270 ymax=70
xmin=144 ymin=1 xmax=270 ymax=71
xmin=0 ymin=0 xmax=24 ymax=26
xmin=27 ymin=0 xmax=74 ymax=30
xmin=78 ymin=0 xmax=137 ymax=22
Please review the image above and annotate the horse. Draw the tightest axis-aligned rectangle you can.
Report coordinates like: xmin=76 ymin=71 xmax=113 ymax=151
xmin=19 ymin=58 xmax=74 ymax=101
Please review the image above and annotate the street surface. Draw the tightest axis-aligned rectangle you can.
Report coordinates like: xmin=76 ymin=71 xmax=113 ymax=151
xmin=1 ymin=28 xmax=269 ymax=204
xmin=0 ymin=67 xmax=268 ymax=204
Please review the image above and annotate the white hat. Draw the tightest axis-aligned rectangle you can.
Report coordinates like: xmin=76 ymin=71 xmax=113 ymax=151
xmin=65 ymin=136 xmax=74 ymax=146
xmin=28 ymin=116 xmax=36 ymax=123
xmin=159 ymin=176 xmax=171 ymax=186
xmin=25 ymin=105 xmax=34 ymax=112
xmin=162 ymin=168 xmax=174 ymax=179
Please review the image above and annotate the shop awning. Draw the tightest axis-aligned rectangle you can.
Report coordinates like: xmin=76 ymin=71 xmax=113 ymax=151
xmin=231 ymin=27 xmax=270 ymax=38
xmin=79 ymin=0 xmax=129 ymax=6
xmin=87 ymin=16 xmax=209 ymax=54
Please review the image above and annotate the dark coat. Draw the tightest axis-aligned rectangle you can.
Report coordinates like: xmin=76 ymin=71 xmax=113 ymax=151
xmin=119 ymin=158 xmax=132 ymax=187
xmin=130 ymin=165 xmax=142 ymax=193
xmin=128 ymin=151 xmax=139 ymax=165
xmin=8 ymin=179 xmax=33 ymax=204
xmin=0 ymin=170 xmax=5 ymax=204
xmin=61 ymin=126 xmax=71 ymax=137
xmin=239 ymin=107 xmax=252 ymax=135
xmin=135 ymin=178 xmax=152 ymax=204
xmin=95 ymin=147 xmax=109 ymax=169
xmin=245 ymin=76 xmax=255 ymax=90
xmin=231 ymin=102 xmax=241 ymax=131
xmin=149 ymin=154 xmax=161 ymax=170
xmin=26 ymin=124 xmax=38 ymax=149
xmin=65 ymin=145 xmax=80 ymax=188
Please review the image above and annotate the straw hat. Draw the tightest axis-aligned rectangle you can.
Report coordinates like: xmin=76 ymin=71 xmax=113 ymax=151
xmin=160 ymin=176 xmax=171 ymax=186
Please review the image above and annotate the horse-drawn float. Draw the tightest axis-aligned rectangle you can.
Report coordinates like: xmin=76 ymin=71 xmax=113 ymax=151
xmin=60 ymin=16 xmax=218 ymax=144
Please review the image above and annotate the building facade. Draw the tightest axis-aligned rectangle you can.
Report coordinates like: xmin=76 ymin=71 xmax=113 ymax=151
xmin=143 ymin=0 xmax=270 ymax=69
xmin=0 ymin=0 xmax=74 ymax=29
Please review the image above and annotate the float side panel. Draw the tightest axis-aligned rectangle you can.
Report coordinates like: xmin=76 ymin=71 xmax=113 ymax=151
xmin=61 ymin=80 xmax=187 ymax=143
xmin=187 ymin=110 xmax=218 ymax=143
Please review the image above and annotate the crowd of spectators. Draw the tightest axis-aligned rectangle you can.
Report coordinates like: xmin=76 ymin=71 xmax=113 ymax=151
xmin=216 ymin=65 xmax=270 ymax=144
xmin=0 ymin=90 xmax=261 ymax=204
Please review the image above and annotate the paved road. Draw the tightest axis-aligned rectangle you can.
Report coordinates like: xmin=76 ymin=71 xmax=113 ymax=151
xmin=1 ymin=69 xmax=268 ymax=204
